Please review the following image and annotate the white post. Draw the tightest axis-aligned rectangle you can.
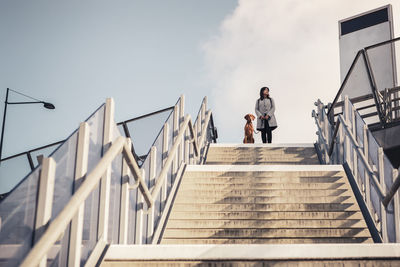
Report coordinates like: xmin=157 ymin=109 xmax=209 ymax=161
xmin=98 ymin=98 xmax=114 ymax=242
xmin=351 ymin=108 xmax=358 ymax=184
xmin=135 ymin=169 xmax=145 ymax=244
xmin=201 ymin=102 xmax=206 ymax=132
xmin=363 ymin=125 xmax=371 ymax=211
xmin=173 ymin=105 xmax=179 ymax=180
xmin=68 ymin=122 xmax=90 ymax=267
xmin=196 ymin=115 xmax=201 ymax=147
xmin=185 ymin=139 xmax=190 ymax=164
xmin=147 ymin=146 xmax=157 ymax=243
xmin=119 ymin=139 xmax=131 ymax=245
xmin=378 ymin=147 xmax=388 ymax=242
xmin=344 ymin=96 xmax=351 ymax=166
xmin=338 ymin=122 xmax=343 ymax=164
xmin=179 ymin=95 xmax=185 ymax=126
xmin=179 ymin=96 xmax=185 ymax=166
xmin=34 ymin=157 xmax=56 ymax=267
xmin=161 ymin=123 xmax=169 ymax=210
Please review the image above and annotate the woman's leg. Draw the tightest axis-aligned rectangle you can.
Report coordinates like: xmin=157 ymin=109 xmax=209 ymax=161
xmin=265 ymin=120 xmax=272 ymax=143
xmin=261 ymin=129 xmax=267 ymax=143
xmin=266 ymin=128 xmax=272 ymax=143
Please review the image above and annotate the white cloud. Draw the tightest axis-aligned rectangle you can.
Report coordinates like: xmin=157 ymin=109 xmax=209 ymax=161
xmin=203 ymin=0 xmax=400 ymax=144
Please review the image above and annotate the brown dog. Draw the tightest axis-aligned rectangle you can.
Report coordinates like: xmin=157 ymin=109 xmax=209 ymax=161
xmin=243 ymin=114 xmax=255 ymax=143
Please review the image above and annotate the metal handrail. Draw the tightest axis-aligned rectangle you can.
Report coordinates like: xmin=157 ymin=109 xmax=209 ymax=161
xmin=0 ymin=105 xmax=175 ymax=165
xmin=337 ymin=114 xmax=385 ymax=198
xmin=151 ymin=114 xmax=199 ymax=199
xmin=20 ymin=112 xmax=203 ymax=267
xmin=327 ymin=37 xmax=400 ymax=125
xmin=314 ymin=99 xmax=400 ymax=206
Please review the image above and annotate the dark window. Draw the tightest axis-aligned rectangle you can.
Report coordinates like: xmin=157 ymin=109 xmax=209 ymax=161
xmin=341 ymin=8 xmax=388 ymax=36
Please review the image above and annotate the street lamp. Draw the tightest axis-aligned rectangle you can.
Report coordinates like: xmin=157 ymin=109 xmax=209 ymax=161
xmin=0 ymin=88 xmax=55 ymax=161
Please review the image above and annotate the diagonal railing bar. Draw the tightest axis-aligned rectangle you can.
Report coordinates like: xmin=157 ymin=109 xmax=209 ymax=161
xmin=150 ymin=115 xmax=198 ymax=200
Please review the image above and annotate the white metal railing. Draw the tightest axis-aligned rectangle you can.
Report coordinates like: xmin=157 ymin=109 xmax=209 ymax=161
xmin=0 ymin=95 xmax=215 ymax=267
xmin=313 ymin=95 xmax=400 ymax=243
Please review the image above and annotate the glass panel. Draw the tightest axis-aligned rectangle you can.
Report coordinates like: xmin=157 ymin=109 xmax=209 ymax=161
xmin=48 ymin=224 xmax=70 ymax=267
xmin=0 ymin=155 xmax=32 ymax=195
xmin=123 ymin=109 xmax=172 ymax=158
xmin=81 ymin=182 xmax=100 ymax=264
xmin=333 ymin=53 xmax=380 ymax=126
xmin=357 ymin=157 xmax=366 ymax=193
xmin=355 ymin=112 xmax=364 ymax=146
xmin=368 ymin=131 xmax=379 ymax=167
xmin=127 ymin=170 xmax=138 ymax=244
xmin=108 ymin=151 xmax=122 ymax=243
xmin=366 ymin=43 xmax=396 ymax=93
xmin=79 ymin=105 xmax=105 ymax=263
xmin=0 ymin=167 xmax=40 ymax=267
xmin=50 ymin=131 xmax=78 ymax=219
xmin=86 ymin=105 xmax=105 ymax=175
xmin=370 ymin=182 xmax=382 ymax=228
xmin=139 ymin=156 xmax=150 ymax=244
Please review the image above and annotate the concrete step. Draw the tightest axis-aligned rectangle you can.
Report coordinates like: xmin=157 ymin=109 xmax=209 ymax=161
xmin=181 ymin=176 xmax=346 ymax=184
xmin=173 ymin=195 xmax=355 ymax=204
xmin=180 ymin=182 xmax=350 ymax=190
xmin=206 ymin=159 xmax=320 ymax=165
xmin=176 ymin=189 xmax=351 ymax=197
xmin=162 ymin=228 xmax=372 ymax=239
xmin=160 ymin=237 xmax=373 ymax=244
xmin=185 ymin=171 xmax=346 ymax=177
xmin=206 ymin=146 xmax=319 ymax=165
xmin=165 ymin=219 xmax=367 ymax=229
xmin=207 ymin=146 xmax=317 ymax=154
xmin=171 ymin=203 xmax=361 ymax=212
xmin=168 ymin=211 xmax=365 ymax=220
xmin=104 ymin=243 xmax=400 ymax=267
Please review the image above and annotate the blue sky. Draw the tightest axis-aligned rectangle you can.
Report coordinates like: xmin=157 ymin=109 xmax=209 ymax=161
xmin=0 ymin=0 xmax=237 ymax=157
xmin=1 ymin=0 xmax=399 ymax=159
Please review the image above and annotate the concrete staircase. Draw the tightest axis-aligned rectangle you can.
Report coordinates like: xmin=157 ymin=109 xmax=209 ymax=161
xmin=102 ymin=144 xmax=387 ymax=266
xmin=160 ymin=144 xmax=372 ymax=244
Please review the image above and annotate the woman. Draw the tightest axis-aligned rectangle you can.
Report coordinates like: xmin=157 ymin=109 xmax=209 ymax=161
xmin=255 ymin=87 xmax=277 ymax=143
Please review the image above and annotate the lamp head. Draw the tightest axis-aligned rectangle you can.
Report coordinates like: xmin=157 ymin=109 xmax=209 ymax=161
xmin=43 ymin=102 xmax=55 ymax=109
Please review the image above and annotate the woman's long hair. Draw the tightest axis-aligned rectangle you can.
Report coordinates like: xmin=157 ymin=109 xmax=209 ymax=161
xmin=259 ymin=87 xmax=271 ymax=100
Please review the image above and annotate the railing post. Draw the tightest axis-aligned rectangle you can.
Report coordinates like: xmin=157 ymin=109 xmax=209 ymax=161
xmin=317 ymin=100 xmax=328 ymax=163
xmin=201 ymin=101 xmax=206 ymax=132
xmin=173 ymin=105 xmax=179 ymax=180
xmin=344 ymin=96 xmax=351 ymax=165
xmin=179 ymin=96 xmax=185 ymax=166
xmin=34 ymin=157 xmax=56 ymax=267
xmin=363 ymin=125 xmax=372 ymax=211
xmin=185 ymin=138 xmax=190 ymax=164
xmin=119 ymin=139 xmax=131 ymax=245
xmin=98 ymin=98 xmax=114 ymax=242
xmin=68 ymin=122 xmax=90 ymax=267
xmin=393 ymin=168 xmax=400 ymax=242
xmin=337 ymin=120 xmax=343 ymax=164
xmin=135 ymin=169 xmax=145 ymax=244
xmin=378 ymin=147 xmax=388 ymax=242
xmin=352 ymin=107 xmax=358 ymax=184
xmin=147 ymin=146 xmax=157 ymax=243
xmin=179 ymin=95 xmax=185 ymax=125
xmin=162 ymin=123 xmax=169 ymax=210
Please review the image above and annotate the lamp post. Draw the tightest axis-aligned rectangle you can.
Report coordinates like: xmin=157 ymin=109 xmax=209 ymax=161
xmin=0 ymin=88 xmax=55 ymax=161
